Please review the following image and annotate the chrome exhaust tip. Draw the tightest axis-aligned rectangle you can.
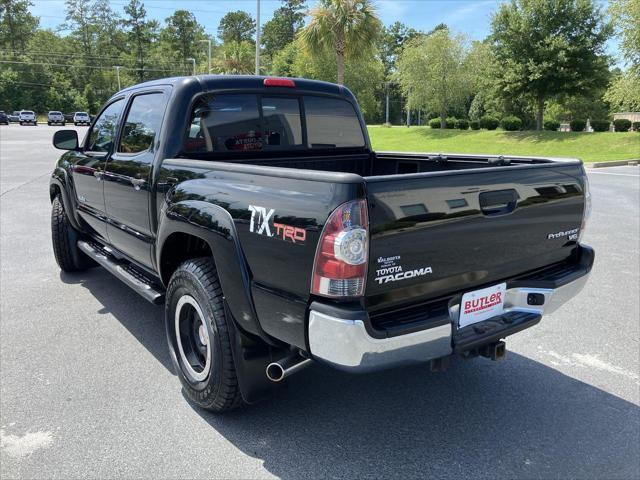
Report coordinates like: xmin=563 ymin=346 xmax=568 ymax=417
xmin=266 ymin=355 xmax=312 ymax=382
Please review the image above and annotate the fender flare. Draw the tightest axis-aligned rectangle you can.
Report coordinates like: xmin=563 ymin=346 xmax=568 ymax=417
xmin=49 ymin=167 xmax=83 ymax=232
xmin=156 ymin=200 xmax=273 ymax=344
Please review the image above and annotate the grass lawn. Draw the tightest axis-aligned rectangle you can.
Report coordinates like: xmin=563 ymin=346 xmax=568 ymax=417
xmin=367 ymin=126 xmax=640 ymax=162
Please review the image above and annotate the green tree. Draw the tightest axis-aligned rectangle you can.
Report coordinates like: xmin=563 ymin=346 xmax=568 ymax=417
xmin=609 ymin=0 xmax=639 ymax=71
xmin=272 ymin=38 xmax=384 ymax=120
xmin=378 ymin=21 xmax=420 ymax=76
xmin=218 ymin=10 xmax=255 ymax=44
xmin=604 ymin=71 xmax=640 ymax=111
xmin=216 ymin=40 xmax=254 ymax=74
xmin=298 ymin=0 xmax=381 ymax=85
xmin=63 ymin=0 xmax=96 ymax=55
xmin=261 ymin=0 xmax=306 ymax=59
xmin=491 ymin=0 xmax=613 ymax=130
xmin=0 ymin=0 xmax=39 ymax=54
xmin=160 ymin=10 xmax=207 ymax=67
xmin=123 ymin=0 xmax=158 ymax=82
xmin=396 ymin=29 xmax=471 ymax=127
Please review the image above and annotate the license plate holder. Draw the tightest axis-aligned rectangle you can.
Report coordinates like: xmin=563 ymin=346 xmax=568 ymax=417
xmin=458 ymin=283 xmax=507 ymax=329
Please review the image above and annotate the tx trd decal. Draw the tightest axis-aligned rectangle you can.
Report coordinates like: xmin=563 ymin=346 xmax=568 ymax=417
xmin=248 ymin=205 xmax=274 ymax=236
xmin=547 ymin=228 xmax=579 ymax=241
xmin=247 ymin=205 xmax=306 ymax=244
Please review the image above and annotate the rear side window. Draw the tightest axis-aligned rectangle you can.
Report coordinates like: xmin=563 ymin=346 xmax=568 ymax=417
xmin=303 ymin=96 xmax=364 ymax=148
xmin=118 ymin=92 xmax=166 ymax=154
xmin=183 ymin=93 xmax=364 ymax=154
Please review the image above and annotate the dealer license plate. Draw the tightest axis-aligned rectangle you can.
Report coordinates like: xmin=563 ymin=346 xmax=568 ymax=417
xmin=458 ymin=283 xmax=507 ymax=329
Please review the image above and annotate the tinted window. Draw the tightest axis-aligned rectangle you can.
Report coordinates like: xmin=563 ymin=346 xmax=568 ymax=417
xmin=185 ymin=94 xmax=262 ymax=153
xmin=87 ymin=100 xmax=123 ymax=153
xmin=303 ymin=96 xmax=364 ymax=148
xmin=261 ymin=97 xmax=303 ymax=148
xmin=183 ymin=93 xmax=364 ymax=154
xmin=118 ymin=93 xmax=166 ymax=154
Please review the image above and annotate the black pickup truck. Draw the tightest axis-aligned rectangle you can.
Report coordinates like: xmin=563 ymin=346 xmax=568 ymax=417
xmin=50 ymin=76 xmax=594 ymax=412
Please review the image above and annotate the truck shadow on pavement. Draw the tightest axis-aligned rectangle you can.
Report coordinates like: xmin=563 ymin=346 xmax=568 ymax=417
xmin=62 ymin=268 xmax=640 ymax=479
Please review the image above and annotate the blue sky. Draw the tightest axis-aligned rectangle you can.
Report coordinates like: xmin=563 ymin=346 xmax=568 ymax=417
xmin=31 ymin=0 xmax=621 ymax=63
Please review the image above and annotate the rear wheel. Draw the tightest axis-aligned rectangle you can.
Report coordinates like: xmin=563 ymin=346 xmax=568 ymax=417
xmin=51 ymin=195 xmax=93 ymax=272
xmin=165 ymin=258 xmax=243 ymax=412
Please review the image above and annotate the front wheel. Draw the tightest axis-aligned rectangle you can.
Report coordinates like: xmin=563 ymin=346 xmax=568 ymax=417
xmin=51 ymin=196 xmax=94 ymax=272
xmin=165 ymin=258 xmax=243 ymax=412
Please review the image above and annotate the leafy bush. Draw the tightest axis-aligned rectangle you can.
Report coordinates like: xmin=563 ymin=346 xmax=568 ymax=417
xmin=455 ymin=119 xmax=469 ymax=130
xmin=542 ymin=120 xmax=559 ymax=131
xmin=429 ymin=118 xmax=441 ymax=129
xmin=590 ymin=120 xmax=610 ymax=132
xmin=632 ymin=122 xmax=640 ymax=131
xmin=613 ymin=119 xmax=632 ymax=132
xmin=569 ymin=119 xmax=586 ymax=132
xmin=470 ymin=120 xmax=480 ymax=130
xmin=480 ymin=116 xmax=499 ymax=130
xmin=501 ymin=116 xmax=522 ymax=131
xmin=445 ymin=117 xmax=457 ymax=129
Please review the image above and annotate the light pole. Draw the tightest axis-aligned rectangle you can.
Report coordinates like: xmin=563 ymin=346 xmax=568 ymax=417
xmin=255 ymin=0 xmax=261 ymax=75
xmin=114 ymin=65 xmax=122 ymax=90
xmin=187 ymin=57 xmax=196 ymax=75
xmin=384 ymin=82 xmax=390 ymax=125
xmin=199 ymin=39 xmax=211 ymax=73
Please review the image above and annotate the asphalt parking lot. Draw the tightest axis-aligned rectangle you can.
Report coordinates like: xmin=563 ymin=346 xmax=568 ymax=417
xmin=1 ymin=124 xmax=639 ymax=479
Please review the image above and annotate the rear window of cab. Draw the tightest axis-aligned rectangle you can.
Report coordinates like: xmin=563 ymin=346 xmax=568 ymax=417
xmin=183 ymin=93 xmax=365 ymax=154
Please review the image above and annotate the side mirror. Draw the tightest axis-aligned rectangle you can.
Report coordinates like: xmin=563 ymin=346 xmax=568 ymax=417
xmin=53 ymin=130 xmax=79 ymax=150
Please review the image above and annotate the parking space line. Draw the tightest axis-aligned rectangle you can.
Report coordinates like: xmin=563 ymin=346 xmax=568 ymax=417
xmin=588 ymin=172 xmax=639 ymax=177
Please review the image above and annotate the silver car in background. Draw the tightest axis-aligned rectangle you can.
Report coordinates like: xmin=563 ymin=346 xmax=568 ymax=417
xmin=73 ymin=111 xmax=91 ymax=126
xmin=47 ymin=111 xmax=66 ymax=126
xmin=19 ymin=110 xmax=37 ymax=125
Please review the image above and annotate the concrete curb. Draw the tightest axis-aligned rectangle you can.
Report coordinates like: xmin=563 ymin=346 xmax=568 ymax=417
xmin=587 ymin=160 xmax=639 ymax=168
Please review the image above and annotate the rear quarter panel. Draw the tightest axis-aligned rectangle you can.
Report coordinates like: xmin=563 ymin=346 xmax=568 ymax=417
xmin=157 ymin=160 xmax=364 ymax=348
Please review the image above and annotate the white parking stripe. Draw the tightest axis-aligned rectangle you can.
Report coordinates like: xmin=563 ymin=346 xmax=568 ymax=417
xmin=588 ymin=171 xmax=639 ymax=177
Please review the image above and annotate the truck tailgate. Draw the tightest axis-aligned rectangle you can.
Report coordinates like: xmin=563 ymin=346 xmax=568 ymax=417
xmin=365 ymin=164 xmax=586 ymax=311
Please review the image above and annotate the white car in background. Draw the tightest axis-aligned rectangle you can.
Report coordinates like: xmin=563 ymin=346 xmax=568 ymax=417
xmin=19 ymin=110 xmax=37 ymax=125
xmin=73 ymin=112 xmax=91 ymax=126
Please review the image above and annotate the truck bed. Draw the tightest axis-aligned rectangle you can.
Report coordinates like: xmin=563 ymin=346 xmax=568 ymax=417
xmin=172 ymin=151 xmax=587 ymax=317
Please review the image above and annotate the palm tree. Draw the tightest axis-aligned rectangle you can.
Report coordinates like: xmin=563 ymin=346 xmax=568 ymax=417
xmin=217 ymin=41 xmax=254 ymax=74
xmin=298 ymin=0 xmax=381 ymax=85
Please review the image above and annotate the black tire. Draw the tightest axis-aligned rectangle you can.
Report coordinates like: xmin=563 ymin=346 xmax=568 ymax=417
xmin=19 ymin=121 xmax=23 ymax=125
xmin=47 ymin=122 xmax=51 ymax=125
xmin=51 ymin=195 xmax=93 ymax=272
xmin=165 ymin=258 xmax=243 ymax=412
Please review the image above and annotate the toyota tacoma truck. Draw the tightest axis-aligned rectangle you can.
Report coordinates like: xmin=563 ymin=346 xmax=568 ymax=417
xmin=50 ymin=76 xmax=594 ymax=412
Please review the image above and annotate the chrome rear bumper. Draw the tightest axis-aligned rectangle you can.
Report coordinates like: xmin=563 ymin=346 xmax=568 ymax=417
xmin=308 ymin=250 xmax=592 ymax=373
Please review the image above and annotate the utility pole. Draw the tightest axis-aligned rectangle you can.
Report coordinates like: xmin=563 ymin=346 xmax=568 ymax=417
xmin=384 ymin=82 xmax=390 ymax=125
xmin=255 ymin=0 xmax=261 ymax=75
xmin=200 ymin=39 xmax=211 ymax=73
xmin=114 ymin=65 xmax=122 ymax=90
xmin=187 ymin=58 xmax=196 ymax=75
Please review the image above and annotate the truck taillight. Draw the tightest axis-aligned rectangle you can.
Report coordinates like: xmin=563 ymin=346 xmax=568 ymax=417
xmin=311 ymin=199 xmax=369 ymax=297
xmin=579 ymin=176 xmax=591 ymax=242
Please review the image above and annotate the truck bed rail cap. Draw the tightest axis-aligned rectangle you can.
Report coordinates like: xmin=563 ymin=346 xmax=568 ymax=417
xmin=164 ymin=159 xmax=365 ymax=184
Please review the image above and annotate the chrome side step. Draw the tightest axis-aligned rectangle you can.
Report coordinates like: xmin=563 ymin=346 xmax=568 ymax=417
xmin=77 ymin=240 xmax=165 ymax=305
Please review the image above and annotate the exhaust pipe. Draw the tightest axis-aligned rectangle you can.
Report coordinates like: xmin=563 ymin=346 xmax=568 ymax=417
xmin=480 ymin=341 xmax=506 ymax=361
xmin=266 ymin=354 xmax=313 ymax=382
